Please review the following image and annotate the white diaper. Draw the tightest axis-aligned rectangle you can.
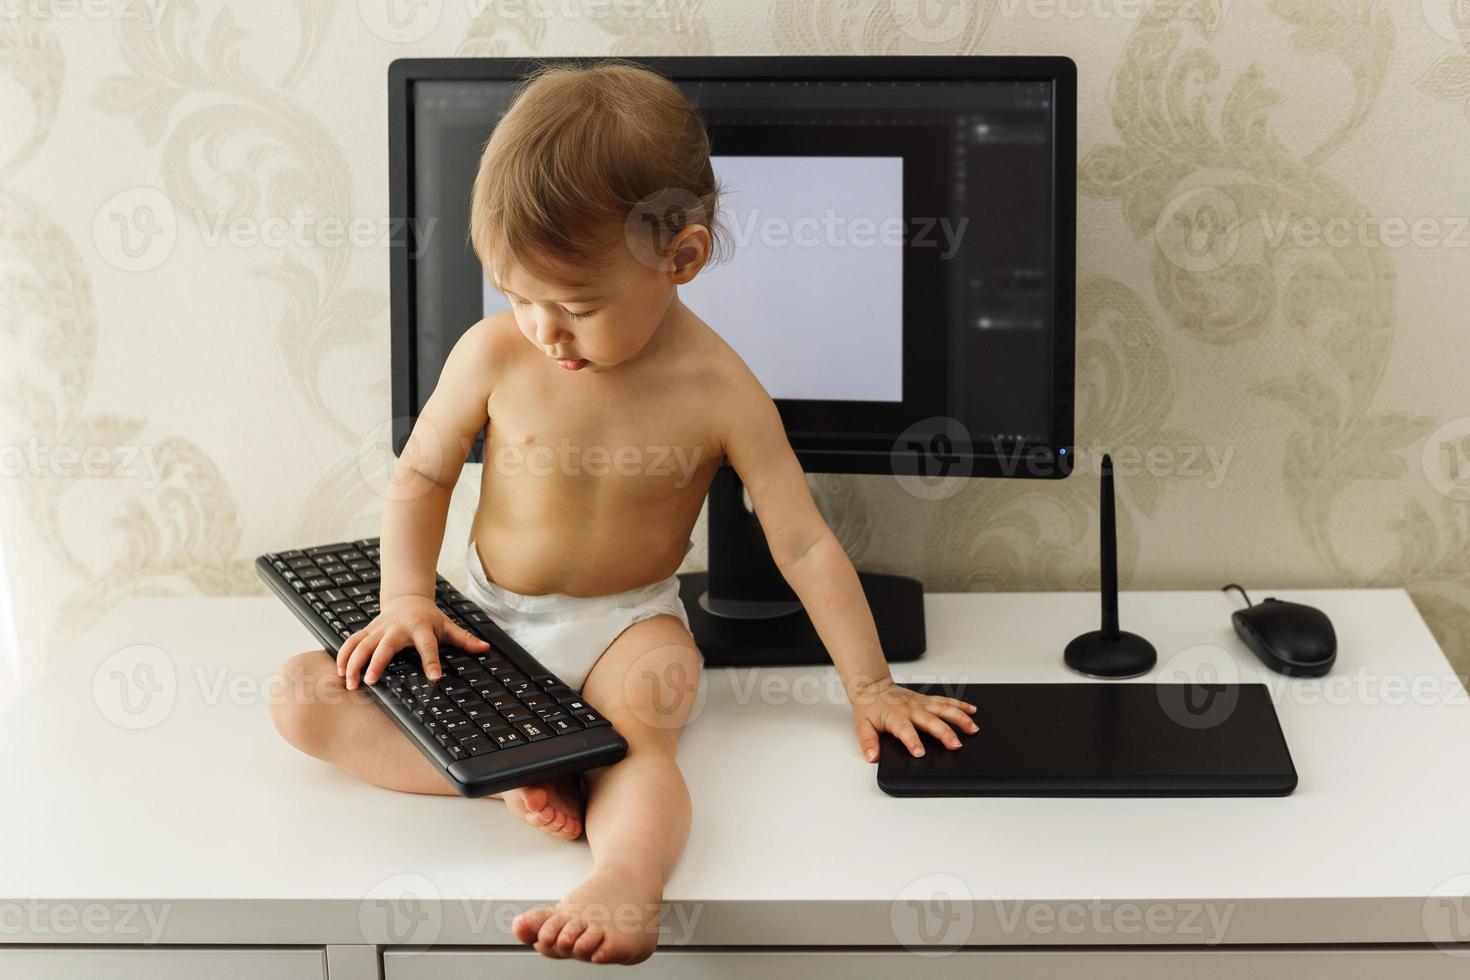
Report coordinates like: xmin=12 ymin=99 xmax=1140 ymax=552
xmin=463 ymin=539 xmax=693 ymax=690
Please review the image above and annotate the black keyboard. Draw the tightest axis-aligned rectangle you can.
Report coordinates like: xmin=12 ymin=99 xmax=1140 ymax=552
xmin=256 ymin=537 xmax=628 ymax=798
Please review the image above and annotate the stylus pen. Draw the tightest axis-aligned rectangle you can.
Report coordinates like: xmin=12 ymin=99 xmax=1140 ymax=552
xmin=1100 ymin=453 xmax=1119 ymax=642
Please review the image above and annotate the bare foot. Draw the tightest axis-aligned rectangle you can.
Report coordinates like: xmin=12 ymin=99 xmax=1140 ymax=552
xmin=512 ymin=863 xmax=664 ymax=965
xmin=500 ymin=774 xmax=584 ymax=841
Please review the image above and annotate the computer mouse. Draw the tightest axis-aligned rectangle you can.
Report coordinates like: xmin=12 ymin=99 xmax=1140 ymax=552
xmin=1231 ymin=597 xmax=1336 ymax=676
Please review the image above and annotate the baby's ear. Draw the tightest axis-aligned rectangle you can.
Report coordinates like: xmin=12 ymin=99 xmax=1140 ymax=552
xmin=668 ymin=225 xmax=711 ymax=284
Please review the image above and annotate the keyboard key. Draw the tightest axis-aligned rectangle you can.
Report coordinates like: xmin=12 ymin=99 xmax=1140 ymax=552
xmin=492 ymin=730 xmax=525 ymax=749
xmin=549 ymin=717 xmax=582 ymax=734
xmin=447 ymin=744 xmax=468 ymax=760
xmin=500 ymin=706 xmax=532 ymax=723
xmin=515 ymin=720 xmax=551 ymax=741
xmin=457 ymin=733 xmax=495 ymax=756
xmin=573 ymin=709 xmax=610 ymax=728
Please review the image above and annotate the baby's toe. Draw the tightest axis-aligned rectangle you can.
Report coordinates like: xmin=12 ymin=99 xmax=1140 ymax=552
xmin=554 ymin=916 xmax=589 ymax=953
xmin=572 ymin=922 xmax=605 ymax=961
xmin=593 ymin=932 xmax=647 ymax=965
xmin=512 ymin=906 xmax=555 ymax=945
xmin=534 ymin=912 xmax=570 ymax=956
xmin=519 ymin=784 xmax=549 ymax=814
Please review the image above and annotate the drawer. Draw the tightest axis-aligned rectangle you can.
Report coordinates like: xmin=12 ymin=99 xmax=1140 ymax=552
xmin=0 ymin=948 xmax=327 ymax=980
xmin=385 ymin=947 xmax=1467 ymax=979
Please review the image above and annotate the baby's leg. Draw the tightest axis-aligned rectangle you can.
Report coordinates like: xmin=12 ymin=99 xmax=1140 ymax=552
xmin=268 ymin=651 xmax=584 ymax=838
xmin=512 ymin=614 xmax=702 ymax=965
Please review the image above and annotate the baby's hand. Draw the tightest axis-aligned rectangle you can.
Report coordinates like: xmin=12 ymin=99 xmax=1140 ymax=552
xmin=849 ymin=677 xmax=979 ymax=762
xmin=336 ymin=595 xmax=490 ymax=689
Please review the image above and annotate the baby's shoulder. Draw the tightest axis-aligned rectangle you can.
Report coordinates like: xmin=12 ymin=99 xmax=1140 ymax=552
xmin=677 ymin=314 xmax=769 ymax=409
xmin=457 ymin=311 xmax=533 ymax=377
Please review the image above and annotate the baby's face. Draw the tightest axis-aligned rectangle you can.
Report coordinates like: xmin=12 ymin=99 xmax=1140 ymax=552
xmin=497 ymin=245 xmax=673 ymax=374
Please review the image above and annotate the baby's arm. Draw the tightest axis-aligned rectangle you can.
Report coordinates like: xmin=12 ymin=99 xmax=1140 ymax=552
xmin=719 ymin=372 xmax=978 ymax=761
xmin=340 ymin=322 xmax=498 ymax=687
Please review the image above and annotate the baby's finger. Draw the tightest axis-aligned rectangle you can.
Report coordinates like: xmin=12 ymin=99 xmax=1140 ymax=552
xmin=411 ymin=626 xmax=441 ymax=682
xmin=941 ymin=696 xmax=978 ymax=714
xmin=354 ymin=630 xmax=399 ymax=690
xmin=929 ymin=702 xmax=979 ymax=732
xmin=855 ymin=718 xmax=881 ymax=763
xmin=913 ymin=710 xmax=961 ymax=750
xmin=336 ymin=631 xmax=365 ymax=675
xmin=446 ymin=621 xmax=490 ymax=653
xmin=341 ymin=633 xmax=375 ymax=689
xmin=887 ymin=716 xmax=926 ymax=757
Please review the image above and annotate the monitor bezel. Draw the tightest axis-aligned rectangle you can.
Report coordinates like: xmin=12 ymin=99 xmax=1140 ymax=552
xmin=389 ymin=55 xmax=1076 ymax=481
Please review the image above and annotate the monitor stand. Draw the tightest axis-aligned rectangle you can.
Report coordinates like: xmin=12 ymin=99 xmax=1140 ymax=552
xmin=678 ymin=468 xmax=926 ymax=666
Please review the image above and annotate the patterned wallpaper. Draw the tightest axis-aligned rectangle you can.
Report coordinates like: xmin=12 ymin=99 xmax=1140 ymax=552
xmin=3 ymin=0 xmax=1469 ymax=683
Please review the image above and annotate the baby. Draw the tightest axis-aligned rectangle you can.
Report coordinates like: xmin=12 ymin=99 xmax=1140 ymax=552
xmin=270 ymin=61 xmax=977 ymax=966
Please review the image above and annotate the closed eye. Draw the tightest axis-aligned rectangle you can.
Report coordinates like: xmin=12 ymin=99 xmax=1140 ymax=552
xmin=564 ymin=308 xmax=598 ymax=320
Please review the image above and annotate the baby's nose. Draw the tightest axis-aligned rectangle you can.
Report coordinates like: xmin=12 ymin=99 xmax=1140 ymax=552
xmin=534 ymin=315 xmax=571 ymax=346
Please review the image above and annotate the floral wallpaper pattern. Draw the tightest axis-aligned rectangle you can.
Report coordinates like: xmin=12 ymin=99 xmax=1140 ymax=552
xmin=2 ymin=0 xmax=1467 ymax=677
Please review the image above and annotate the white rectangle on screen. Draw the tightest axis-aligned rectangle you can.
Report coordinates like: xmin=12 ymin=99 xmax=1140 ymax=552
xmin=688 ymin=155 xmax=903 ymax=402
xmin=481 ymin=155 xmax=904 ymax=403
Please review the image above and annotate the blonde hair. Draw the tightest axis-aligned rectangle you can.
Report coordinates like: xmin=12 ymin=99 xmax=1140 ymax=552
xmin=469 ymin=60 xmax=730 ymax=285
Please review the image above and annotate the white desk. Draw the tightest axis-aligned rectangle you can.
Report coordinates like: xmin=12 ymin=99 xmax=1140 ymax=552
xmin=3 ymin=590 xmax=1469 ymax=979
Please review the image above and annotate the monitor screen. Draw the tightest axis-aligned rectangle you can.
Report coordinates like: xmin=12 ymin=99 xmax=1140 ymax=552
xmin=393 ymin=58 xmax=1075 ymax=478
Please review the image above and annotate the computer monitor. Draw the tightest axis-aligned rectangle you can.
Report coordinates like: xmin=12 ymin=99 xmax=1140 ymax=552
xmin=389 ymin=56 xmax=1077 ymax=665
